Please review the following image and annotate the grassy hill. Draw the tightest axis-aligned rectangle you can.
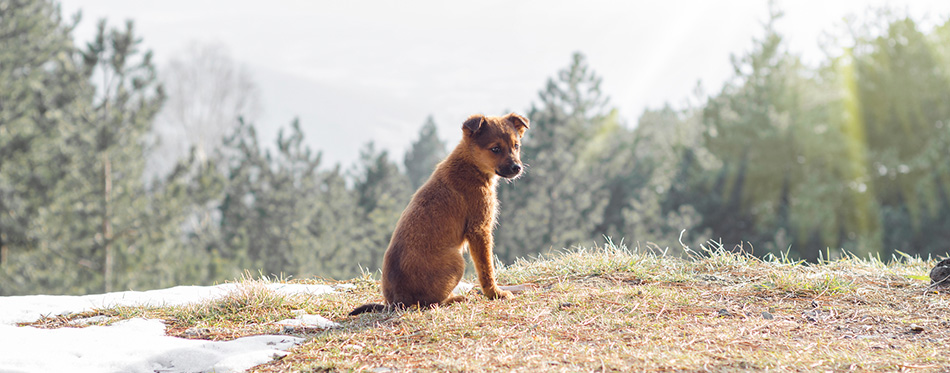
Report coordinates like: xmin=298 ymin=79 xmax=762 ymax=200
xmin=26 ymin=242 xmax=949 ymax=372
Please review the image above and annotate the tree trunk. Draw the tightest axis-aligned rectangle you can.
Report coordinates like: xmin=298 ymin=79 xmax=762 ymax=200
xmin=102 ymin=152 xmax=113 ymax=293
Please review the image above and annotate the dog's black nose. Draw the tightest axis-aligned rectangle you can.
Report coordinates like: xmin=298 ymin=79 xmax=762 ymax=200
xmin=510 ymin=164 xmax=522 ymax=174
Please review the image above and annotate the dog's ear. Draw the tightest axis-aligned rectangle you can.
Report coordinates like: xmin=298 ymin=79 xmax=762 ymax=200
xmin=506 ymin=113 xmax=530 ymax=136
xmin=462 ymin=114 xmax=486 ymax=136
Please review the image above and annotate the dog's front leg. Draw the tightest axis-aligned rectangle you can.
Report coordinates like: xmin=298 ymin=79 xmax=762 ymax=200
xmin=466 ymin=231 xmax=513 ymax=300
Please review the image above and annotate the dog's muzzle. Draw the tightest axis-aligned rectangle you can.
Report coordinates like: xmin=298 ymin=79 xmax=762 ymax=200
xmin=496 ymin=163 xmax=523 ymax=179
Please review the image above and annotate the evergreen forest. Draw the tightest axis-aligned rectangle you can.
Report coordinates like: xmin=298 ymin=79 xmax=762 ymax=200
xmin=3 ymin=1 xmax=950 ymax=295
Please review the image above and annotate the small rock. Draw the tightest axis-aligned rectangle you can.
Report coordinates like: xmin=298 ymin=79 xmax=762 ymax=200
xmin=802 ymin=310 xmax=821 ymax=323
xmin=717 ymin=309 xmax=732 ymax=317
xmin=761 ymin=311 xmax=774 ymax=320
xmin=68 ymin=315 xmax=111 ymax=326
xmin=558 ymin=302 xmax=575 ymax=310
xmin=930 ymin=258 xmax=950 ymax=287
xmin=909 ymin=325 xmax=925 ymax=334
xmin=182 ymin=327 xmax=211 ymax=338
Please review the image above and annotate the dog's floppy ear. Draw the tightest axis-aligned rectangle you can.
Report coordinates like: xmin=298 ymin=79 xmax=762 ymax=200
xmin=506 ymin=113 xmax=530 ymax=136
xmin=462 ymin=114 xmax=486 ymax=136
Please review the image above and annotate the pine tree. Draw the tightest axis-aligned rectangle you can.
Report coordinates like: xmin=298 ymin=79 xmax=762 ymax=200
xmin=62 ymin=19 xmax=166 ymax=292
xmin=216 ymin=118 xmax=323 ymax=277
xmin=1 ymin=13 xmax=189 ymax=294
xmin=622 ymin=105 xmax=711 ymax=251
xmin=495 ymin=52 xmax=615 ymax=261
xmin=404 ymin=116 xmax=447 ymax=190
xmin=0 ymin=0 xmax=86 ymax=293
xmin=307 ymin=165 xmax=363 ymax=278
xmin=352 ymin=142 xmax=411 ymax=272
xmin=845 ymin=16 xmax=950 ymax=256
xmin=699 ymin=5 xmax=839 ymax=258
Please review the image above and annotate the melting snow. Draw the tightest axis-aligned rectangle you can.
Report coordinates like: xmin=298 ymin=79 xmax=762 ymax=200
xmin=0 ymin=283 xmax=342 ymax=373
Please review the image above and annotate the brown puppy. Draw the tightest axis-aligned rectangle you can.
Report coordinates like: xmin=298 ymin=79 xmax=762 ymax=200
xmin=349 ymin=113 xmax=529 ymax=315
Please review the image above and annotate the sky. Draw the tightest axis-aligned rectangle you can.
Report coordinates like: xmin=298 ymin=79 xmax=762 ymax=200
xmin=56 ymin=0 xmax=950 ymax=168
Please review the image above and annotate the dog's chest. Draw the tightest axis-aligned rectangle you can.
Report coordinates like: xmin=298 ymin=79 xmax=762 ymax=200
xmin=476 ymin=185 xmax=499 ymax=228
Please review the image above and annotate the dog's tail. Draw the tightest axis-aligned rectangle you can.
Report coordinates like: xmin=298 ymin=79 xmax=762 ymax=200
xmin=348 ymin=303 xmax=389 ymax=316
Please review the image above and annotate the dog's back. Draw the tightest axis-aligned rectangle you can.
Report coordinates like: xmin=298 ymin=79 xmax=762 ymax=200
xmin=382 ymin=169 xmax=469 ymax=306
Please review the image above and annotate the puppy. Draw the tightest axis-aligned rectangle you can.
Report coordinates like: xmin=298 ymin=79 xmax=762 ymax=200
xmin=349 ymin=113 xmax=529 ymax=315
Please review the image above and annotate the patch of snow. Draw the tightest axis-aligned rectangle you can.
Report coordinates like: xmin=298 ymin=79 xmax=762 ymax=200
xmin=265 ymin=283 xmax=335 ymax=296
xmin=0 ymin=283 xmax=341 ymax=325
xmin=0 ymin=318 xmax=302 ymax=373
xmin=453 ymin=281 xmax=475 ymax=295
xmin=275 ymin=313 xmax=340 ymax=331
xmin=0 ymin=284 xmax=234 ymax=325
xmin=0 ymin=283 xmax=344 ymax=373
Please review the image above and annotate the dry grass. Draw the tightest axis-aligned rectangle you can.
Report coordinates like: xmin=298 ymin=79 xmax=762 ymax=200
xmin=254 ymin=243 xmax=949 ymax=372
xmin=23 ymin=243 xmax=950 ymax=371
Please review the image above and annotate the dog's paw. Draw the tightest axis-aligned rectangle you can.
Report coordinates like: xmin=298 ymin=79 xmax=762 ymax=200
xmin=488 ymin=289 xmax=514 ymax=300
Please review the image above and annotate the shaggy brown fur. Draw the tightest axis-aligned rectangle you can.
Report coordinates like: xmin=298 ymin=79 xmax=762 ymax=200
xmin=349 ymin=113 xmax=529 ymax=315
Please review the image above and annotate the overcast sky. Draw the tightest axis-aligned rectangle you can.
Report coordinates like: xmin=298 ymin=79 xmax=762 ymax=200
xmin=57 ymin=0 xmax=950 ymax=168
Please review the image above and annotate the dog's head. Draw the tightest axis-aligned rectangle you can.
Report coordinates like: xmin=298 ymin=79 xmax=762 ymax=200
xmin=462 ymin=113 xmax=530 ymax=179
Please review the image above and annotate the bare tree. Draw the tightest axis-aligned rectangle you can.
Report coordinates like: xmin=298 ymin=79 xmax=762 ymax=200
xmin=148 ymin=41 xmax=261 ymax=178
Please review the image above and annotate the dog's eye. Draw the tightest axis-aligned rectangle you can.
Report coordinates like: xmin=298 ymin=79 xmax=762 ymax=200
xmin=491 ymin=146 xmax=501 ymax=153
